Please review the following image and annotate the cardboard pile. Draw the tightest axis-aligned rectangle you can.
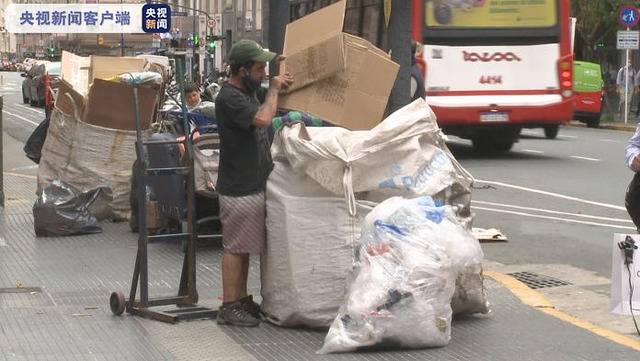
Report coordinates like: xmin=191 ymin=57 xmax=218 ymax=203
xmin=59 ymin=51 xmax=160 ymax=130
xmin=279 ymin=0 xmax=399 ymax=130
xmin=38 ymin=51 xmax=164 ymax=220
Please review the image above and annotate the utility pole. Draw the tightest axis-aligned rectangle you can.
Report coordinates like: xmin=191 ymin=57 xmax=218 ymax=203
xmin=120 ymin=0 xmax=125 ymax=56
xmin=387 ymin=0 xmax=411 ymax=114
xmin=267 ymin=0 xmax=288 ymax=75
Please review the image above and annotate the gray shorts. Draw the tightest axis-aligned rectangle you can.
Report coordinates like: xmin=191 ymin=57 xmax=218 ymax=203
xmin=218 ymin=192 xmax=266 ymax=254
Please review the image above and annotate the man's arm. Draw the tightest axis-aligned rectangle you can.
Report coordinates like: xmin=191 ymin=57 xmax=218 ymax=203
xmin=252 ymin=73 xmax=293 ymax=128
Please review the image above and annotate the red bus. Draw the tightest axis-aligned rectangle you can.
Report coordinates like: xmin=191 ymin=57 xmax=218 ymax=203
xmin=412 ymin=0 xmax=574 ymax=151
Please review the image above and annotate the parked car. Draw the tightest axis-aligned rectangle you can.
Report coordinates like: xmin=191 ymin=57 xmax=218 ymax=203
xmin=28 ymin=61 xmax=60 ymax=106
xmin=573 ymin=61 xmax=604 ymax=128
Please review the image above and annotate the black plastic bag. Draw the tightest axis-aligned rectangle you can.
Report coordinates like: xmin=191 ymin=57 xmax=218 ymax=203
xmin=23 ymin=117 xmax=50 ymax=164
xmin=33 ymin=180 xmax=105 ymax=237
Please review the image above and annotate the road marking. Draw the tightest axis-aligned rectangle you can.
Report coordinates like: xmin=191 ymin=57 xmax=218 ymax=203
xmin=521 ymin=149 xmax=544 ymax=154
xmin=570 ymin=155 xmax=600 ymax=162
xmin=558 ymin=134 xmax=578 ymax=139
xmin=15 ymin=103 xmax=44 ymax=114
xmin=2 ymin=109 xmax=39 ymax=126
xmin=9 ymin=164 xmax=38 ymax=171
xmin=472 ymin=200 xmax=633 ymax=223
xmin=472 ymin=206 xmax=635 ymax=230
xmin=486 ymin=271 xmax=640 ymax=353
xmin=5 ymin=172 xmax=38 ymax=180
xmin=599 ymin=139 xmax=621 ymax=143
xmin=475 ymin=179 xmax=626 ymax=211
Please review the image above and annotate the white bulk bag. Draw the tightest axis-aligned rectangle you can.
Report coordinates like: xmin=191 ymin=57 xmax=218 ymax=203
xmin=261 ymin=161 xmax=375 ymax=328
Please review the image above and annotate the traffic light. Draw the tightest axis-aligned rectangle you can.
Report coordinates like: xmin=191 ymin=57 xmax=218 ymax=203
xmin=192 ymin=35 xmax=200 ymax=47
xmin=596 ymin=41 xmax=605 ymax=49
xmin=207 ymin=39 xmax=216 ymax=51
xmin=205 ymin=35 xmax=224 ymax=53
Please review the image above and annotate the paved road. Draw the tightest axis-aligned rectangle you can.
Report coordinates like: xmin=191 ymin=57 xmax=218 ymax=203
xmin=2 ymin=70 xmax=640 ymax=356
xmin=1 ymin=71 xmax=43 ymax=177
xmin=1 ymin=68 xmax=635 ymax=279
xmin=0 ymin=72 xmax=44 ymax=143
xmin=449 ymin=125 xmax=634 ymax=278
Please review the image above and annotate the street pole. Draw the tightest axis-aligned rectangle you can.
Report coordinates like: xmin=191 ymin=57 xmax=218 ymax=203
xmin=267 ymin=0 xmax=288 ymax=75
xmin=625 ymin=45 xmax=630 ymax=125
xmin=121 ymin=0 xmax=125 ymax=56
xmin=193 ymin=13 xmax=197 ymax=82
xmin=387 ymin=0 xmax=411 ymax=114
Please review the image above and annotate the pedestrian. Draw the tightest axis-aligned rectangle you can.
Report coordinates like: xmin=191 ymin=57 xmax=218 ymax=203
xmin=625 ymin=126 xmax=640 ymax=231
xmin=617 ymin=60 xmax=636 ymax=119
xmin=214 ymin=39 xmax=293 ymax=327
xmin=634 ymin=66 xmax=640 ymax=118
xmin=410 ymin=41 xmax=425 ymax=101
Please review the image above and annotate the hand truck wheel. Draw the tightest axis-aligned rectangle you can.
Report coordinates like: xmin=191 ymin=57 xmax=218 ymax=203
xmin=110 ymin=291 xmax=126 ymax=316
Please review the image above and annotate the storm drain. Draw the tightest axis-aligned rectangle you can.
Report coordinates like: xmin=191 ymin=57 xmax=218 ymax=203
xmin=507 ymin=272 xmax=571 ymax=289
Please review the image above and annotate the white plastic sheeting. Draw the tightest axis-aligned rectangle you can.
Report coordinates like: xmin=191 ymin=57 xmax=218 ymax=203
xmin=262 ymin=100 xmax=488 ymax=329
xmin=320 ymin=196 xmax=483 ymax=353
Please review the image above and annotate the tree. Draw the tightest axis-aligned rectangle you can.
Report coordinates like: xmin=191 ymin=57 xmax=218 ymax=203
xmin=571 ymin=0 xmax=625 ymax=61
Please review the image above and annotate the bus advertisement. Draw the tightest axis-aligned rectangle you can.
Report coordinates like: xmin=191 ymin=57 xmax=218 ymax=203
xmin=412 ymin=0 xmax=574 ymax=152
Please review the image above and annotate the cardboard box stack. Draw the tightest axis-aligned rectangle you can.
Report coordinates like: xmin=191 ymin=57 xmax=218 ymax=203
xmin=279 ymin=0 xmax=400 ymax=130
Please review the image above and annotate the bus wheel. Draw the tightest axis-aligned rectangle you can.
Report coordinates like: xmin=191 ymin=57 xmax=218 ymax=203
xmin=544 ymin=125 xmax=559 ymax=139
xmin=586 ymin=110 xmax=601 ymax=128
xmin=472 ymin=136 xmax=492 ymax=153
xmin=493 ymin=140 xmax=515 ymax=152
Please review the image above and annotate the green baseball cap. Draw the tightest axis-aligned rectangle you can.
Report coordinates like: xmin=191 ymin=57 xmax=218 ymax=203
xmin=228 ymin=39 xmax=276 ymax=65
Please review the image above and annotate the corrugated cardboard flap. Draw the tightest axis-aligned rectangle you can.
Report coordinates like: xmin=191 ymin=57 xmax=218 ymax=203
xmin=282 ymin=0 xmax=347 ymax=92
xmin=85 ymin=79 xmax=159 ymax=131
xmin=61 ymin=51 xmax=90 ymax=96
xmin=279 ymin=33 xmax=399 ymax=130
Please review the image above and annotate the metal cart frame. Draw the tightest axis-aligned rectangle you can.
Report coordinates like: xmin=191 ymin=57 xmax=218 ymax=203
xmin=109 ymin=58 xmax=217 ymax=323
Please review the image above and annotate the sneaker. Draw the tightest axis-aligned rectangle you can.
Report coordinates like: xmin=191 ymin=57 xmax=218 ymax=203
xmin=217 ymin=300 xmax=261 ymax=327
xmin=239 ymin=295 xmax=262 ymax=319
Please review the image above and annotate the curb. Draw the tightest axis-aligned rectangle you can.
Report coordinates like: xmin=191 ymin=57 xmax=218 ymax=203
xmin=568 ymin=121 xmax=636 ymax=132
xmin=485 ymin=271 xmax=640 ymax=352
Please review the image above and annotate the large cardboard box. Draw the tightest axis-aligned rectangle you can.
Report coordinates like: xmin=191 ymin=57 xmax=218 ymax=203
xmin=279 ymin=0 xmax=399 ymax=130
xmin=61 ymin=51 xmax=145 ymax=96
xmin=85 ymin=79 xmax=159 ymax=131
xmin=59 ymin=51 xmax=156 ymax=130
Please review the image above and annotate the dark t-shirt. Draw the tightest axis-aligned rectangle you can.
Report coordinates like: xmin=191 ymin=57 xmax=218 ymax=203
xmin=215 ymin=83 xmax=273 ymax=196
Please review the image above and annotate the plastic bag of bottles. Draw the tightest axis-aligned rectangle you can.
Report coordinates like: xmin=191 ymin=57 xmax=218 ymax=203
xmin=319 ymin=196 xmax=483 ymax=353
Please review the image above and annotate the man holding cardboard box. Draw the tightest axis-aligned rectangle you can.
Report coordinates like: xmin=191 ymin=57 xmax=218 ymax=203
xmin=215 ymin=39 xmax=293 ymax=327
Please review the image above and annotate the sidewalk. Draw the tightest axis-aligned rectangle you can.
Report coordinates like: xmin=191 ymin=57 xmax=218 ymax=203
xmin=569 ymin=118 xmax=637 ymax=132
xmin=2 ymin=133 xmax=640 ymax=360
